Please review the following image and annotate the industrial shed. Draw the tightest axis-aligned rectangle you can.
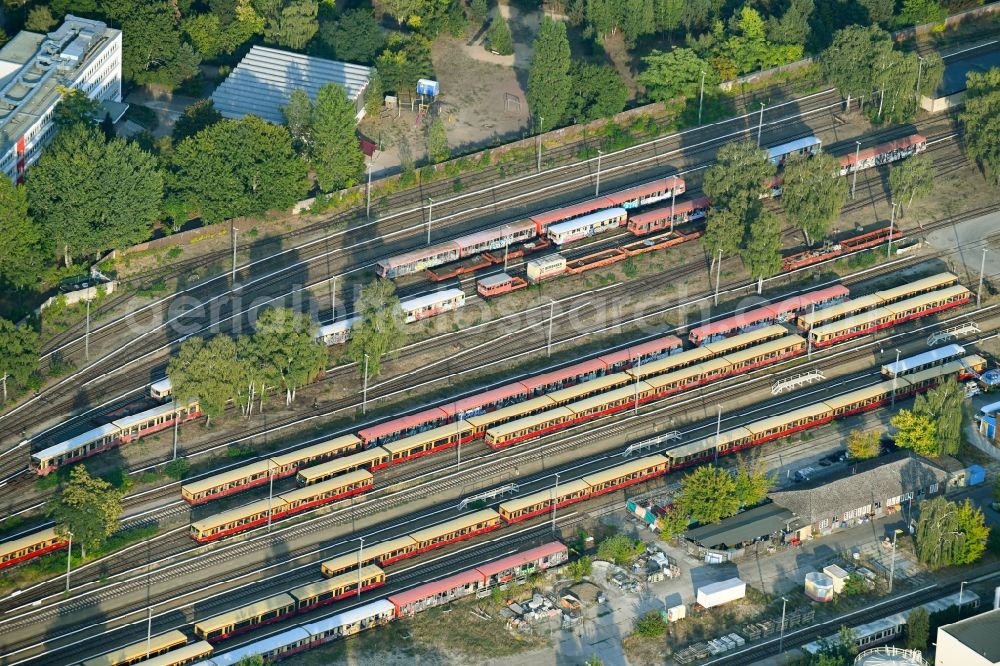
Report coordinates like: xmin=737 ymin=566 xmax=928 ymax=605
xmin=211 ymin=45 xmax=372 ymax=124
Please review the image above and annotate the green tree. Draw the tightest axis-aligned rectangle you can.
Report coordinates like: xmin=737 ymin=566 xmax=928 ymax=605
xmin=381 ymin=0 xmax=424 ymax=25
xmin=347 ymin=278 xmax=406 ymax=378
xmin=254 ymin=0 xmax=319 ymax=49
xmin=28 ymin=123 xmax=163 ymax=266
xmin=486 ymin=12 xmax=514 ymax=55
xmin=170 ymin=116 xmax=309 ymax=224
xmin=46 ymin=466 xmax=123 ymax=558
xmin=637 ymin=48 xmax=716 ymax=102
xmin=676 ymin=464 xmax=740 ymax=524
xmin=312 ymin=83 xmax=366 ymax=191
xmin=0 ymin=179 xmax=46 ymax=290
xmin=633 ymin=610 xmax=667 ymax=637
xmin=890 ymin=409 xmax=938 ymax=457
xmin=703 ymin=207 xmax=745 ymax=261
xmin=567 ymin=555 xmax=592 ymax=581
xmin=896 ymin=0 xmax=946 ymax=27
xmin=733 ymin=458 xmax=772 ymax=507
xmin=620 ymin=0 xmax=654 ymax=47
xmin=235 ymin=656 xmax=264 ymax=666
xmin=846 ymin=429 xmax=880 ymax=460
xmin=889 ymin=153 xmax=934 ymax=214
xmin=584 ymin=0 xmax=617 ymax=41
xmin=915 ymin=497 xmax=990 ymax=569
xmin=183 ymin=0 xmax=264 ymax=58
xmin=116 ymin=1 xmax=202 ymax=87
xmin=527 ymin=17 xmax=572 ymax=132
xmin=565 ymin=63 xmax=627 ymax=123
xmin=653 ymin=0 xmax=684 ymax=33
xmin=961 ymin=68 xmax=1000 ymax=185
xmin=320 ymin=8 xmax=385 ymax=64
xmin=821 ymin=25 xmax=895 ymax=107
xmin=596 ymin=533 xmax=644 ymax=564
xmin=781 ymin=152 xmax=847 ymax=245
xmin=658 ymin=507 xmax=690 ymax=539
xmin=859 ymin=0 xmax=895 ymax=25
xmin=993 ymin=473 xmax=1000 ymax=504
xmin=426 ymin=115 xmax=450 ymax=163
xmin=703 ymin=140 xmax=775 ymax=216
xmin=172 ymin=100 xmax=223 ymax=144
xmin=0 ymin=319 xmax=39 ymax=402
xmin=26 ymin=5 xmax=58 ymax=31
xmin=905 ymin=607 xmax=930 ymax=650
xmin=53 ymin=88 xmax=102 ymax=129
xmin=168 ymin=335 xmax=246 ymax=423
xmin=470 ymin=0 xmax=488 ymax=23
xmin=766 ymin=0 xmax=813 ymax=46
xmin=281 ymin=88 xmax=314 ymax=157
xmin=365 ymin=71 xmax=384 ymax=118
xmin=251 ymin=308 xmax=327 ymax=405
xmin=742 ymin=211 xmax=783 ymax=284
xmin=913 ymin=376 xmax=964 ymax=456
xmin=375 ymin=34 xmax=434 ymax=94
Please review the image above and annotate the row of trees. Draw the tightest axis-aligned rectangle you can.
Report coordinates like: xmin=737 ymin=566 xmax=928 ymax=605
xmin=961 ymin=68 xmax=1000 ymax=186
xmin=167 ymin=307 xmax=327 ymax=422
xmin=659 ymin=459 xmax=772 ymax=536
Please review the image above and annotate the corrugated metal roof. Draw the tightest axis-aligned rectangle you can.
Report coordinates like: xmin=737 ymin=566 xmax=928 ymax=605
xmin=211 ymin=45 xmax=372 ymax=124
xmin=476 ymin=542 xmax=568 ymax=576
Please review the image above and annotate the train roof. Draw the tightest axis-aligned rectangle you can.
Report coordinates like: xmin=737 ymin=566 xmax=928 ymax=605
xmin=498 ymin=479 xmax=591 ymax=513
xmin=745 ymin=402 xmax=831 ymax=436
xmin=182 ymin=460 xmax=273 ymax=496
xmin=484 ymin=406 xmax=574 ymax=439
xmin=357 ymin=406 xmax=450 ymax=440
xmin=79 ymin=630 xmax=189 ymax=666
xmin=796 ymin=294 xmax=883 ymax=327
xmin=701 ymin=325 xmax=787 ymax=354
xmin=317 ymin=316 xmax=359 ymax=337
xmin=268 ymin=434 xmax=362 ymax=468
xmin=721 ymin=335 xmax=804 ymax=365
xmin=477 ymin=272 xmax=517 ymax=289
xmin=518 ymin=358 xmax=607 ymax=392
xmin=466 ymin=395 xmax=556 ymax=428
xmin=821 ymin=380 xmax=903 ymax=411
xmin=688 ymin=310 xmax=772 ymax=340
xmin=547 ymin=208 xmax=627 ymax=235
xmin=808 ymin=308 xmax=890 ymax=337
xmin=642 ymin=357 xmax=733 ymax=390
xmin=32 ymin=423 xmax=121 ymax=462
xmin=454 ymin=219 xmax=536 ymax=248
xmin=598 ymin=334 xmax=684 ymax=367
xmin=1 ymin=526 xmax=62 ymax=558
xmin=603 ymin=176 xmax=683 ymax=204
xmin=289 ymin=564 xmax=384 ymax=600
xmin=873 ymin=272 xmax=957 ymax=302
xmin=666 ymin=428 xmax=752 ymax=460
xmin=400 ymin=288 xmax=466 ymax=311
xmin=566 ymin=384 xmax=649 ymax=415
xmin=767 ymin=136 xmax=821 ymax=160
xmin=112 ymin=403 xmax=180 ymax=430
xmin=450 ymin=382 xmax=527 ymax=414
xmin=409 ymin=509 xmax=500 ymax=544
xmin=302 ymin=599 xmax=396 ymax=635
xmin=880 ymin=285 xmax=971 ymax=315
xmin=840 ymin=134 xmax=926 ymax=167
xmin=205 ymin=627 xmax=309 ymax=665
xmin=195 ymin=593 xmax=295 ymax=633
xmin=376 ymin=241 xmax=460 ymax=270
xmin=581 ymin=455 xmax=668 ymax=487
xmin=546 ymin=373 xmax=629 ymax=404
xmin=900 ymin=355 xmax=985 ymax=386
xmin=627 ymin=196 xmax=711 ymax=224
xmin=322 ymin=536 xmax=417 ymax=573
xmin=190 ymin=497 xmax=286 ymax=533
xmin=882 ymin=344 xmax=965 ymax=376
xmin=381 ymin=421 xmax=469 ymax=455
xmin=129 ymin=642 xmax=214 ymax=666
xmin=476 ymin=541 xmax=568 ymax=577
xmin=388 ymin=568 xmax=484 ymax=608
xmin=150 ymin=377 xmax=172 ymax=394
xmin=528 ymin=197 xmax=614 ymax=227
xmin=628 ymin=346 xmax=716 ymax=378
xmin=764 ymin=284 xmax=850 ymax=316
xmin=297 ymin=447 xmax=388 ymax=481
xmin=278 ymin=469 xmax=372 ymax=503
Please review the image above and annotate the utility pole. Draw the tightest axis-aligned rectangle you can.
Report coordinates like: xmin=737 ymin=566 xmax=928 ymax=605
xmin=146 ymin=606 xmax=153 ymax=658
xmin=806 ymin=303 xmax=816 ymax=360
xmin=426 ymin=198 xmax=433 ymax=245
xmin=851 ymin=141 xmax=861 ymax=199
xmin=714 ymin=249 xmax=723 ymax=305
xmin=888 ymin=202 xmax=899 ymax=257
xmin=669 ymin=182 xmax=677 ymax=234
xmin=633 ymin=356 xmax=641 ymax=415
xmin=915 ymin=56 xmax=925 ymax=108
xmin=551 ymin=473 xmax=560 ymax=535
xmin=888 ymin=529 xmax=902 ymax=593
xmin=756 ymin=103 xmax=765 ymax=147
xmin=891 ymin=349 xmax=901 ymax=405
xmin=977 ymin=248 xmax=988 ymax=306
xmin=266 ymin=459 xmax=274 ymax=532
xmin=357 ymin=536 xmax=365 ymax=597
xmin=536 ymin=116 xmax=543 ymax=173
xmin=366 ymin=160 xmax=373 ymax=220
xmin=595 ymin=150 xmax=604 ymax=196
xmin=713 ymin=404 xmax=722 ymax=464
xmin=330 ymin=274 xmax=338 ymax=321
xmin=85 ymin=299 xmax=90 ymax=361
xmin=65 ymin=531 xmax=73 ymax=593
xmin=778 ymin=597 xmax=788 ymax=653
xmin=546 ymin=300 xmax=555 ymax=356
xmin=231 ymin=225 xmax=238 ymax=285
xmin=172 ymin=398 xmax=179 ymax=460
xmin=362 ymin=354 xmax=370 ymax=414
xmin=959 ymin=580 xmax=967 ymax=610
xmin=698 ymin=70 xmax=706 ymax=125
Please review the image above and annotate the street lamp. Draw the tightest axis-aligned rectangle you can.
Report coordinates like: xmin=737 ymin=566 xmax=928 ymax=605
xmin=778 ymin=597 xmax=788 ymax=653
xmin=851 ymin=141 xmax=861 ymax=199
xmin=888 ymin=528 xmax=903 ymax=593
xmin=362 ymin=353 xmax=370 ymax=414
xmin=890 ymin=349 xmax=901 ymax=405
xmin=958 ymin=580 xmax=968 ymax=610
xmin=551 ymin=473 xmax=560 ymax=535
xmin=756 ymin=103 xmax=765 ymax=147
xmin=888 ymin=201 xmax=899 ymax=257
xmin=595 ymin=150 xmax=604 ymax=196
xmin=65 ymin=530 xmax=73 ymax=593
xmin=357 ymin=536 xmax=365 ymax=597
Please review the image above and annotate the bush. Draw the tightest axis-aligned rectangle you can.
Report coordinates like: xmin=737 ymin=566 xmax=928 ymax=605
xmin=633 ymin=610 xmax=667 ymax=638
xmin=567 ymin=556 xmax=592 ymax=581
xmin=164 ymin=457 xmax=191 ymax=480
xmin=596 ymin=533 xmax=644 ymax=565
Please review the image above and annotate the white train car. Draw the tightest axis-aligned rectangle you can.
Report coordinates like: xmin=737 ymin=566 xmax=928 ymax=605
xmin=547 ymin=208 xmax=627 ymax=245
xmin=400 ymin=289 xmax=466 ymax=323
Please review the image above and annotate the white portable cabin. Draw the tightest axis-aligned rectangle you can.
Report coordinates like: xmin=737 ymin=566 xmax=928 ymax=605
xmin=697 ymin=578 xmax=746 ymax=608
xmin=526 ymin=254 xmax=567 ymax=283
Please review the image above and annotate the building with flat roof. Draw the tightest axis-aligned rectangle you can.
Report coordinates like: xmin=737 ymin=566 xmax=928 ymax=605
xmin=935 ymin=609 xmax=1000 ymax=666
xmin=0 ymin=15 xmax=122 ymax=183
xmin=211 ymin=45 xmax=372 ymax=125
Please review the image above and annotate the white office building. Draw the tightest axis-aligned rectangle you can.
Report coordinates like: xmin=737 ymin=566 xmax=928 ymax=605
xmin=0 ymin=15 xmax=122 ymax=183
